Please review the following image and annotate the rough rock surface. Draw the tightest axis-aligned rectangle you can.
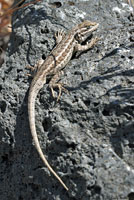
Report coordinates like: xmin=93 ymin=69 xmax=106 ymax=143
xmin=0 ymin=0 xmax=134 ymax=199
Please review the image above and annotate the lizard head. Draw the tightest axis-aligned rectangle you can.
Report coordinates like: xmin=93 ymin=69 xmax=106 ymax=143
xmin=73 ymin=20 xmax=99 ymax=43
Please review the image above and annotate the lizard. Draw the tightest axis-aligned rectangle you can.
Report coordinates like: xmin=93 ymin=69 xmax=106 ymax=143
xmin=28 ymin=20 xmax=99 ymax=191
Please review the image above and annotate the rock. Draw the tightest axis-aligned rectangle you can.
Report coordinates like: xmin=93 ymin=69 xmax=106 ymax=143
xmin=0 ymin=0 xmax=134 ymax=199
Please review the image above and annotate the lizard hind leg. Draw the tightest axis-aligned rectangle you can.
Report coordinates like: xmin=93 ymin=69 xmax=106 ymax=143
xmin=25 ymin=59 xmax=44 ymax=77
xmin=49 ymin=71 xmax=68 ymax=101
xmin=51 ymin=83 xmax=68 ymax=101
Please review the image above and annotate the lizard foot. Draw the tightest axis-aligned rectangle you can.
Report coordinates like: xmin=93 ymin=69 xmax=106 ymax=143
xmin=86 ymin=36 xmax=100 ymax=46
xmin=55 ymin=30 xmax=66 ymax=44
xmin=25 ymin=65 xmax=35 ymax=77
xmin=25 ymin=65 xmax=34 ymax=77
xmin=50 ymin=83 xmax=68 ymax=101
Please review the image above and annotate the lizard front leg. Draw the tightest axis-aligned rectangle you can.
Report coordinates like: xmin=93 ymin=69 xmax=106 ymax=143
xmin=55 ymin=30 xmax=66 ymax=44
xmin=75 ymin=37 xmax=99 ymax=52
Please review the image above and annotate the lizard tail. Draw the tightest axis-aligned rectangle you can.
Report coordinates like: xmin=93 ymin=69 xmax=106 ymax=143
xmin=28 ymin=89 xmax=68 ymax=191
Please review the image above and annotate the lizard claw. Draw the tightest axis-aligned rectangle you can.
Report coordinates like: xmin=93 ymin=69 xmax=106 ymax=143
xmin=57 ymin=83 xmax=68 ymax=101
xmin=55 ymin=30 xmax=65 ymax=44
xmin=50 ymin=83 xmax=69 ymax=101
